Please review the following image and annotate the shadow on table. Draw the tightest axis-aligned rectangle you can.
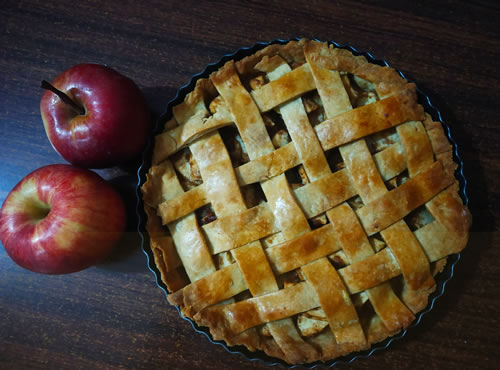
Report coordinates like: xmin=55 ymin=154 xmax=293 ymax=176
xmin=96 ymin=174 xmax=145 ymax=273
xmin=97 ymin=86 xmax=176 ymax=272
xmin=96 ymin=84 xmax=179 ymax=273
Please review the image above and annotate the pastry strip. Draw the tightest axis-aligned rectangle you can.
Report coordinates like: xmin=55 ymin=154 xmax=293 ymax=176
xmin=168 ymin=99 xmax=269 ymax=320
xmin=415 ymin=219 xmax=468 ymax=261
xmin=380 ymin=220 xmax=435 ymax=290
xmin=416 ymin=186 xmax=471 ymax=260
xmin=232 ymin=242 xmax=278 ymax=296
xmin=232 ymin=231 xmax=319 ymax=363
xmin=423 ymin=114 xmax=453 ymax=155
xmin=302 ymin=258 xmax=366 ymax=345
xmin=265 ymin=224 xmax=341 ymax=275
xmin=168 ymin=263 xmax=247 ymax=316
xmin=203 ymin=203 xmax=279 ymax=254
xmin=364 ymin=284 xmax=415 ymax=331
xmin=211 ymin=60 xmax=274 ymax=160
xmin=397 ymin=120 xmax=435 ymax=177
xmin=315 ymin=86 xmax=425 ymax=151
xmin=357 ymin=161 xmax=454 ymax=235
xmin=309 ymin=50 xmax=396 ymax=310
xmin=266 ymin=319 xmax=318 ymax=363
xmin=190 ymin=133 xmax=246 ymax=216
xmin=261 ymin=174 xmax=310 ymax=239
xmin=339 ymin=139 xmax=387 ymax=203
xmin=149 ymin=90 xmax=221 ymax=283
xmin=338 ymin=248 xmax=400 ymax=294
xmin=305 ymin=51 xmax=352 ymax=118
xmin=293 ymin=169 xmax=357 ymax=218
xmin=195 ymin=282 xmax=320 ymax=339
xmin=154 ymin=106 xmax=233 ymax=161
xmin=322 ymin=66 xmax=434 ymax=301
xmin=168 ymin=214 xmax=216 ymax=282
xmin=157 ymin=184 xmax=208 ymax=225
xmin=251 ymin=63 xmax=316 ymax=113
xmin=234 ymin=142 xmax=301 ymax=185
xmin=372 ymin=142 xmax=406 ymax=181
xmin=425 ymin=186 xmax=471 ymax=237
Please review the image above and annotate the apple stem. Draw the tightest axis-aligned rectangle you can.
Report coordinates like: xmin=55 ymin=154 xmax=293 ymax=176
xmin=41 ymin=80 xmax=86 ymax=116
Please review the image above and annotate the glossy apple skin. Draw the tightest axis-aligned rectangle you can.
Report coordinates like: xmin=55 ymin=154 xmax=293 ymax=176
xmin=0 ymin=164 xmax=126 ymax=274
xmin=40 ymin=64 xmax=150 ymax=168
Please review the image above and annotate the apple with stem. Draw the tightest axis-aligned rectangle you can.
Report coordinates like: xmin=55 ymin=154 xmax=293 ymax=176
xmin=0 ymin=164 xmax=126 ymax=274
xmin=40 ymin=63 xmax=150 ymax=168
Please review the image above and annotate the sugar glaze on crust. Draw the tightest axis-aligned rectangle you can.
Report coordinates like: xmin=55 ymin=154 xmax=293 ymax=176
xmin=142 ymin=39 xmax=471 ymax=364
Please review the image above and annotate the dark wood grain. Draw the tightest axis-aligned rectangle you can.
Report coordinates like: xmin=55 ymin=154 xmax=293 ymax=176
xmin=1 ymin=1 xmax=499 ymax=369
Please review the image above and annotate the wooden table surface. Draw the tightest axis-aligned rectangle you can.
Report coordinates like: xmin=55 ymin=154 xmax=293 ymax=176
xmin=1 ymin=1 xmax=499 ymax=369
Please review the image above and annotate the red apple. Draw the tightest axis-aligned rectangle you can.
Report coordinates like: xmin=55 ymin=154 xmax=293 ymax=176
xmin=0 ymin=164 xmax=126 ymax=274
xmin=40 ymin=63 xmax=150 ymax=168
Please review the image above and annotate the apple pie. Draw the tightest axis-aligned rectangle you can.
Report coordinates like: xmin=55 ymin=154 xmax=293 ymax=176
xmin=141 ymin=39 xmax=471 ymax=364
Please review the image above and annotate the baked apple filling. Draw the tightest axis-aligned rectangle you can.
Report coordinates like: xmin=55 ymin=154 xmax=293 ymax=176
xmin=171 ymin=148 xmax=202 ymax=191
xmin=366 ymin=127 xmax=400 ymax=153
xmin=340 ymin=72 xmax=379 ymax=108
xmin=303 ymin=91 xmax=326 ymax=127
xmin=195 ymin=204 xmax=217 ymax=226
xmin=219 ymin=126 xmax=250 ymax=167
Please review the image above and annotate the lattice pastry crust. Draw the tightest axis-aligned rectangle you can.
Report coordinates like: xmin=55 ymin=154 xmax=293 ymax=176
xmin=141 ymin=39 xmax=471 ymax=364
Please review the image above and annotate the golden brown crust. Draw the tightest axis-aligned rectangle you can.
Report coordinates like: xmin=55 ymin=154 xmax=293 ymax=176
xmin=251 ymin=63 xmax=316 ymax=112
xmin=315 ymin=85 xmax=425 ymax=151
xmin=357 ymin=161 xmax=454 ymax=235
xmin=235 ymin=39 xmax=307 ymax=75
xmin=304 ymin=40 xmax=408 ymax=98
xmin=141 ymin=39 xmax=471 ymax=364
xmin=302 ymin=258 xmax=366 ymax=345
